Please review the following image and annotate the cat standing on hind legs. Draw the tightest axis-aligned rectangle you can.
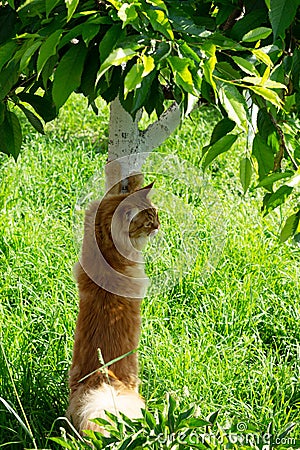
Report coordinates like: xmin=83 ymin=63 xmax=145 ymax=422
xmin=66 ymin=174 xmax=159 ymax=433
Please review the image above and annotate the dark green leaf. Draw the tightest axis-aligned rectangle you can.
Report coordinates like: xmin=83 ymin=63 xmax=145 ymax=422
xmin=252 ymin=134 xmax=274 ymax=181
xmin=269 ymin=0 xmax=300 ymax=40
xmin=0 ymin=110 xmax=22 ymax=160
xmin=203 ymin=134 xmax=238 ymax=168
xmin=257 ymin=108 xmax=279 ymax=153
xmin=82 ymin=23 xmax=100 ymax=46
xmin=52 ymin=42 xmax=87 ymax=109
xmin=17 ymin=104 xmax=45 ymax=134
xmin=99 ymin=25 xmax=123 ymax=64
xmin=46 ymin=0 xmax=61 ymax=17
xmin=17 ymin=92 xmax=57 ymax=123
xmin=0 ymin=41 xmax=17 ymax=71
xmin=263 ymin=185 xmax=293 ymax=215
xmin=240 ymin=157 xmax=252 ymax=194
xmin=37 ymin=30 xmax=62 ymax=75
xmin=280 ymin=215 xmax=300 ymax=242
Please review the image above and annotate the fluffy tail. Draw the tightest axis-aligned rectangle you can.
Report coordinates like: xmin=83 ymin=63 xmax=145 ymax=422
xmin=67 ymin=383 xmax=144 ymax=434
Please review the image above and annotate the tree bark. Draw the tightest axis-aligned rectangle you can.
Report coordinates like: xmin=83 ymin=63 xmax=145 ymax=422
xmin=105 ymin=97 xmax=181 ymax=192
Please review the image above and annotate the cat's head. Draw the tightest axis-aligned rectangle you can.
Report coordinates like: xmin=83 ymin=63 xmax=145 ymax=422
xmin=126 ymin=183 xmax=160 ymax=251
xmin=96 ymin=178 xmax=159 ymax=255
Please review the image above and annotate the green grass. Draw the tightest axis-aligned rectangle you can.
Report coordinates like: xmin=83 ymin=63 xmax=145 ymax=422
xmin=0 ymin=95 xmax=299 ymax=448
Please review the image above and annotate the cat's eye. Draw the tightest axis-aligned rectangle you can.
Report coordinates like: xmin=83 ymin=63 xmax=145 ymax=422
xmin=144 ymin=222 xmax=152 ymax=228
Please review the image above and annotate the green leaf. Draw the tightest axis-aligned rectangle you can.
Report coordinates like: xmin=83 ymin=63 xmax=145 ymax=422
xmin=52 ymin=42 xmax=87 ymax=109
xmin=218 ymin=83 xmax=248 ymax=130
xmin=0 ymin=110 xmax=22 ymax=160
xmin=46 ymin=0 xmax=60 ymax=17
xmin=263 ymin=184 xmax=293 ymax=215
xmin=256 ymin=171 xmax=293 ymax=188
xmin=124 ymin=62 xmax=144 ymax=97
xmin=280 ymin=214 xmax=300 ymax=242
xmin=118 ymin=3 xmax=138 ymax=27
xmin=203 ymin=134 xmax=238 ymax=168
xmin=20 ymin=40 xmax=42 ymax=71
xmin=203 ymin=117 xmax=235 ymax=155
xmin=231 ymin=56 xmax=259 ymax=76
xmin=168 ymin=56 xmax=196 ymax=95
xmin=248 ymin=85 xmax=283 ymax=108
xmin=37 ymin=30 xmax=62 ymax=75
xmin=97 ymin=47 xmax=138 ymax=81
xmin=202 ymin=42 xmax=217 ymax=93
xmin=99 ymin=25 xmax=123 ymax=64
xmin=0 ymin=41 xmax=17 ymax=71
xmin=17 ymin=104 xmax=45 ymax=134
xmin=240 ymin=157 xmax=252 ymax=193
xmin=242 ymin=27 xmax=272 ymax=42
xmin=252 ymin=134 xmax=274 ymax=181
xmin=65 ymin=0 xmax=79 ymax=21
xmin=82 ymin=23 xmax=100 ymax=46
xmin=269 ymin=0 xmax=300 ymax=40
xmin=147 ymin=8 xmax=174 ymax=40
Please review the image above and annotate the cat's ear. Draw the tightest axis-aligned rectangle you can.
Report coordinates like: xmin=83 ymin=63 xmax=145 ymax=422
xmin=138 ymin=181 xmax=155 ymax=197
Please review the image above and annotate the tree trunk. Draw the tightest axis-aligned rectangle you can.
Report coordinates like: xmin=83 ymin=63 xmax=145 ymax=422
xmin=105 ymin=97 xmax=181 ymax=192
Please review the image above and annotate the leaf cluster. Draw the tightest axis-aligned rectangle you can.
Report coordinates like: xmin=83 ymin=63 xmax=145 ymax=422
xmin=51 ymin=394 xmax=299 ymax=449
xmin=0 ymin=0 xmax=300 ymax=238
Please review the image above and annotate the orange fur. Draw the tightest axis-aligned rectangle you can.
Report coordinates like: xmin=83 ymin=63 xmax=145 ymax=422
xmin=66 ymin=177 xmax=159 ymax=433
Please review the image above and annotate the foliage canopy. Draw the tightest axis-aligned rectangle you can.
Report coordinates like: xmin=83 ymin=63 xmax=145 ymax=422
xmin=0 ymin=0 xmax=300 ymax=239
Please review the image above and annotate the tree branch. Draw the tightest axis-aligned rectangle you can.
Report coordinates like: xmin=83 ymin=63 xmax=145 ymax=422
xmin=139 ymin=102 xmax=181 ymax=152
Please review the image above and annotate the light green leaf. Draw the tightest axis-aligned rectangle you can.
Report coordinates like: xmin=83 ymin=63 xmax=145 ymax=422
xmin=52 ymin=42 xmax=87 ymax=108
xmin=242 ymin=76 xmax=286 ymax=90
xmin=203 ymin=134 xmax=238 ymax=168
xmin=142 ymin=54 xmax=155 ymax=76
xmin=242 ymin=27 xmax=272 ymax=42
xmin=118 ymin=3 xmax=138 ymax=27
xmin=124 ymin=62 xmax=144 ymax=97
xmin=248 ymin=85 xmax=283 ymax=108
xmin=97 ymin=47 xmax=139 ymax=81
xmin=269 ymin=0 xmax=300 ymax=40
xmin=280 ymin=213 xmax=300 ymax=242
xmin=65 ymin=0 xmax=79 ymax=22
xmin=218 ymin=83 xmax=248 ymax=130
xmin=252 ymin=49 xmax=273 ymax=67
xmin=147 ymin=9 xmax=174 ymax=40
xmin=231 ymin=56 xmax=259 ymax=76
xmin=168 ymin=56 xmax=195 ymax=95
xmin=0 ymin=111 xmax=22 ymax=160
xmin=202 ymin=43 xmax=217 ymax=93
xmin=37 ymin=30 xmax=62 ymax=75
xmin=240 ymin=157 xmax=252 ymax=193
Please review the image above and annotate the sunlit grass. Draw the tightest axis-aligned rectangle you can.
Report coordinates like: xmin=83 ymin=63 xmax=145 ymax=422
xmin=0 ymin=95 xmax=299 ymax=448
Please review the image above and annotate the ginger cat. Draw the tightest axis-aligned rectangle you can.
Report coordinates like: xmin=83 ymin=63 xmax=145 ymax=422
xmin=66 ymin=175 xmax=159 ymax=433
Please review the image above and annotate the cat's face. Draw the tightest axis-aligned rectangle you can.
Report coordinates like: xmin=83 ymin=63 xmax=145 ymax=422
xmin=100 ymin=182 xmax=160 ymax=254
xmin=129 ymin=205 xmax=160 ymax=251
